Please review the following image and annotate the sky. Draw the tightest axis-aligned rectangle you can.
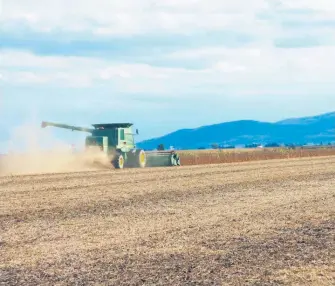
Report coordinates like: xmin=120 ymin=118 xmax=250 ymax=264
xmin=1 ymin=0 xmax=335 ymax=151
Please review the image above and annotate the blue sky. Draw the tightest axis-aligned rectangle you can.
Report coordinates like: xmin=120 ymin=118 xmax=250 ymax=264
xmin=1 ymin=0 xmax=335 ymax=152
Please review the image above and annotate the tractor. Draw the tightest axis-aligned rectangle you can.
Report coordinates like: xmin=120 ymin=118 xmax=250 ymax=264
xmin=41 ymin=121 xmax=181 ymax=169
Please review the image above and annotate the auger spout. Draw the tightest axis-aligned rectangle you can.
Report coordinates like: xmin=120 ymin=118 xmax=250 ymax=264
xmin=41 ymin=121 xmax=94 ymax=133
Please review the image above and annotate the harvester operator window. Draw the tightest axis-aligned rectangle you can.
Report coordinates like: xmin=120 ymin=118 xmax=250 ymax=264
xmin=120 ymin=129 xmax=125 ymax=140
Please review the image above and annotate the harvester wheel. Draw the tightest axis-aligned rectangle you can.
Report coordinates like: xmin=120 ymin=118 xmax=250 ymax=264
xmin=112 ymin=153 xmax=124 ymax=169
xmin=135 ymin=149 xmax=146 ymax=168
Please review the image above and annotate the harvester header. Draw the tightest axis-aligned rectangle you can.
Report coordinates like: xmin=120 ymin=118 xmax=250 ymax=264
xmin=41 ymin=120 xmax=180 ymax=169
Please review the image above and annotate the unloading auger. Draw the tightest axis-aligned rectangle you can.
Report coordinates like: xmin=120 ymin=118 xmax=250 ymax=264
xmin=41 ymin=121 xmax=181 ymax=169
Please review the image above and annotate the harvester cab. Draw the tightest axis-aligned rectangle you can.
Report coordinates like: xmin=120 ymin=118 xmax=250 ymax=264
xmin=88 ymin=123 xmax=136 ymax=153
xmin=41 ymin=121 xmax=181 ymax=169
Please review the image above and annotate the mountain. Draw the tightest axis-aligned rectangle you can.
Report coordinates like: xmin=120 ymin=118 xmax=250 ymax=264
xmin=276 ymin=112 xmax=335 ymax=125
xmin=137 ymin=112 xmax=335 ymax=150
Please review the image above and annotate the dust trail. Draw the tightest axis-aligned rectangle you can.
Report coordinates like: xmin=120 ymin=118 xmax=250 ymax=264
xmin=0 ymin=121 xmax=111 ymax=175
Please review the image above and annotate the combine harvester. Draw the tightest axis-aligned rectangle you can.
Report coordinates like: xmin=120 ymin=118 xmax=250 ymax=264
xmin=41 ymin=121 xmax=181 ymax=169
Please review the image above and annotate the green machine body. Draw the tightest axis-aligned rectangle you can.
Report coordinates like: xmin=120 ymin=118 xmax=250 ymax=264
xmin=41 ymin=121 xmax=180 ymax=169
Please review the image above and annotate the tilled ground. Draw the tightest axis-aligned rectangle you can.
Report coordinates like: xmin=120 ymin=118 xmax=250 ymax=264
xmin=1 ymin=156 xmax=334 ymax=285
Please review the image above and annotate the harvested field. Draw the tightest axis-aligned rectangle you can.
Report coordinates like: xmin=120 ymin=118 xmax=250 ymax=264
xmin=178 ymin=147 xmax=335 ymax=165
xmin=1 ymin=156 xmax=335 ymax=285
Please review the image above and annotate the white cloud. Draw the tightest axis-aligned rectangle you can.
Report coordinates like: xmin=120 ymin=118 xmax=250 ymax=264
xmin=2 ymin=44 xmax=335 ymax=94
xmin=1 ymin=1 xmax=335 ymax=105
xmin=0 ymin=50 xmax=207 ymax=91
xmin=280 ymin=0 xmax=335 ymax=11
xmin=3 ymin=0 xmax=334 ymax=39
xmin=1 ymin=0 xmax=271 ymax=35
xmin=1 ymin=50 xmax=70 ymax=69
xmin=167 ymin=44 xmax=335 ymax=83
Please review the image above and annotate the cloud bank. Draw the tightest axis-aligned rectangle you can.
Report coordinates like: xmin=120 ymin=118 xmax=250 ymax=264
xmin=1 ymin=0 xmax=334 ymax=146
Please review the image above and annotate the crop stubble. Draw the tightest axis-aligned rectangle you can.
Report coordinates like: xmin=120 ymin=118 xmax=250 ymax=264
xmin=178 ymin=147 xmax=335 ymax=165
xmin=0 ymin=156 xmax=334 ymax=285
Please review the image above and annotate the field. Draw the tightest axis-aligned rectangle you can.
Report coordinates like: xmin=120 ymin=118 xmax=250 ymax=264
xmin=178 ymin=146 xmax=335 ymax=165
xmin=1 ymin=155 xmax=334 ymax=285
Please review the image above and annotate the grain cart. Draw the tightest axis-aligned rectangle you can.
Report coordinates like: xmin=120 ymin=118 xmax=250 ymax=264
xmin=41 ymin=121 xmax=181 ymax=169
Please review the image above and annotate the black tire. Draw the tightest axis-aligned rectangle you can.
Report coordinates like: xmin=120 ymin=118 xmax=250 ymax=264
xmin=112 ymin=153 xmax=124 ymax=169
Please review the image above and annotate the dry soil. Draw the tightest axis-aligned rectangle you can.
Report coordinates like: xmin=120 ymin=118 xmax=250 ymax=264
xmin=1 ymin=156 xmax=334 ymax=285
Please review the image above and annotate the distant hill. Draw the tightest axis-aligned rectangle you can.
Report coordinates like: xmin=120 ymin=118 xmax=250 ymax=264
xmin=276 ymin=112 xmax=335 ymax=125
xmin=137 ymin=112 xmax=335 ymax=150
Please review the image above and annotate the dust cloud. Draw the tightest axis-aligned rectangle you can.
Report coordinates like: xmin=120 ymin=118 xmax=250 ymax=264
xmin=0 ymin=122 xmax=111 ymax=175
